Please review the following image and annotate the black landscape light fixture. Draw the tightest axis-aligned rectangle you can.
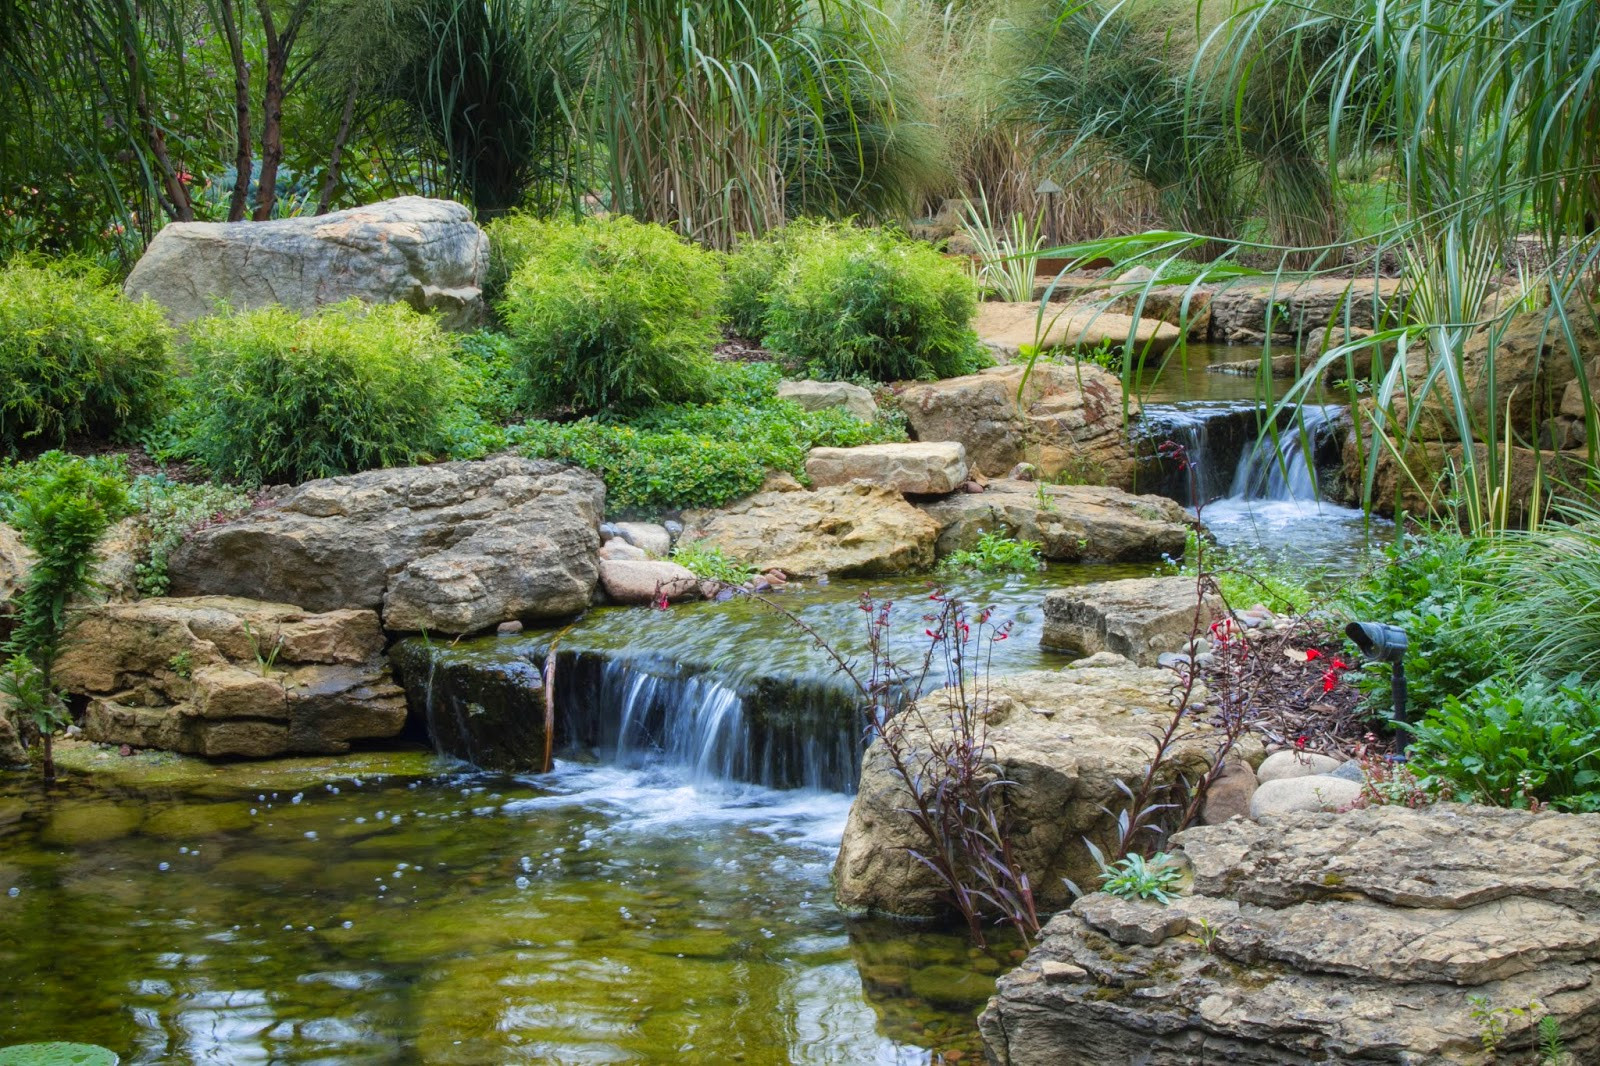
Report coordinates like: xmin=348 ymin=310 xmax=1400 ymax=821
xmin=1346 ymin=621 xmax=1409 ymax=724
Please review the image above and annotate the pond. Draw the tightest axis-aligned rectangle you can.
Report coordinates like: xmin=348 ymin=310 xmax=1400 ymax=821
xmin=0 ymin=751 xmax=1017 ymax=1064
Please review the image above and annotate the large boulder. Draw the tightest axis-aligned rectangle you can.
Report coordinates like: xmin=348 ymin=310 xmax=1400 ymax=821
xmin=805 ymin=442 xmax=969 ymax=495
xmin=980 ymin=805 xmax=1600 ymax=1065
xmin=899 ymin=363 xmax=1139 ymax=487
xmin=918 ymin=480 xmax=1189 ymax=563
xmin=0 ymin=702 xmax=25 ymax=766
xmin=1206 ymin=277 xmax=1404 ymax=342
xmin=974 ymin=302 xmax=1182 ymax=356
xmin=53 ymin=597 xmax=406 ymax=758
xmin=124 ymin=196 xmax=489 ymax=329
xmin=1042 ymin=576 xmax=1222 ymax=666
xmin=680 ymin=482 xmax=939 ymax=577
xmin=835 ymin=662 xmax=1257 ymax=918
xmin=775 ymin=379 xmax=878 ymax=422
xmin=1106 ymin=284 xmax=1212 ymax=339
xmin=1398 ymin=294 xmax=1600 ymax=443
xmin=168 ymin=457 xmax=603 ymax=634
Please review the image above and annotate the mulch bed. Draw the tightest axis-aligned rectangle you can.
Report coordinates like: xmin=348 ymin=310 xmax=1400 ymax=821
xmin=1200 ymin=617 xmax=1394 ymax=761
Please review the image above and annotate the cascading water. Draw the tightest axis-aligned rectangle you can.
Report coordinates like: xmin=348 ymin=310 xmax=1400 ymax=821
xmin=1225 ymin=403 xmax=1343 ymax=502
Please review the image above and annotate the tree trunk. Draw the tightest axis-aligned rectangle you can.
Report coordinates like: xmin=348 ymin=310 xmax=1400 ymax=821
xmin=116 ymin=5 xmax=192 ymax=222
xmin=252 ymin=0 xmax=310 ymax=221
xmin=219 ymin=0 xmax=252 ymax=222
xmin=316 ymin=74 xmax=360 ymax=215
xmin=41 ymin=730 xmax=55 ymax=785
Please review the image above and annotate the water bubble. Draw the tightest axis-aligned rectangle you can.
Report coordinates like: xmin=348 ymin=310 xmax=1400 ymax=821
xmin=7 ymin=887 xmax=17 ymax=897
xmin=390 ymin=815 xmax=401 ymax=825
xmin=305 ymin=926 xmax=315 ymax=932
xmin=354 ymin=817 xmax=366 ymax=824
xmin=258 ymin=795 xmax=265 ymax=802
xmin=250 ymin=809 xmax=258 ymax=816
xmin=179 ymin=847 xmax=189 ymax=855
xmin=158 ymin=862 xmax=170 ymax=871
xmin=291 ymin=793 xmax=303 ymax=805
xmin=375 ymin=811 xmax=386 ymax=819
xmin=304 ymin=831 xmax=318 ymax=840
xmin=342 ymin=920 xmax=353 ymax=929
xmin=519 ymin=856 xmax=532 ymax=872
xmin=515 ymin=876 xmax=530 ymax=889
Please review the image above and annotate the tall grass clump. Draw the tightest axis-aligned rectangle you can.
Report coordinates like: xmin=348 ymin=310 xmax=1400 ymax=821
xmin=184 ymin=301 xmax=461 ymax=485
xmin=0 ymin=258 xmax=172 ymax=452
xmin=1481 ymin=498 xmax=1600 ymax=683
xmin=501 ymin=216 xmax=724 ymax=414
xmin=764 ymin=226 xmax=984 ymax=381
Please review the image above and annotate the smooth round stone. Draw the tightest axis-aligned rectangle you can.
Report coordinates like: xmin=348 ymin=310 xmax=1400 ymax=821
xmin=1257 ymin=750 xmax=1343 ymax=783
xmin=1329 ymin=759 xmax=1366 ymax=783
xmin=1249 ymin=775 xmax=1363 ymax=819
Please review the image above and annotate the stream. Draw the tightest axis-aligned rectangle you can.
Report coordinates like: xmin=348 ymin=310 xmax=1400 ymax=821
xmin=0 ymin=342 xmax=1388 ymax=1064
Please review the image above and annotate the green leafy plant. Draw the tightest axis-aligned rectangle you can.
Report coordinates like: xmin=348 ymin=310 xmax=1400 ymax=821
xmin=938 ymin=530 xmax=1043 ymax=575
xmin=1407 ymin=674 xmax=1600 ymax=812
xmin=500 ymin=216 xmax=724 ymax=415
xmin=721 ymin=219 xmax=837 ymax=340
xmin=671 ymin=541 xmax=754 ymax=586
xmin=0 ymin=459 xmax=130 ymax=781
xmin=0 ymin=257 xmax=172 ymax=451
xmin=1468 ymin=996 xmax=1543 ymax=1054
xmin=241 ymin=621 xmax=285 ymax=679
xmin=126 ymin=476 xmax=252 ymax=596
xmin=183 ymin=301 xmax=461 ymax=485
xmin=764 ymin=226 xmax=986 ymax=383
xmin=1335 ymin=532 xmax=1506 ymax=719
xmin=167 ymin=650 xmax=193 ymax=680
xmin=1480 ymin=499 xmax=1600 ymax=683
xmin=1090 ymin=848 xmax=1184 ymax=905
xmin=959 ymin=191 xmax=1042 ymax=303
xmin=1539 ymin=1014 xmax=1566 ymax=1064
xmin=519 ymin=363 xmax=907 ymax=513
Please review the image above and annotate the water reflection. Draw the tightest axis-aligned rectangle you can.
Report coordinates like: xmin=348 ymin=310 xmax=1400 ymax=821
xmin=0 ymin=759 xmax=1001 ymax=1064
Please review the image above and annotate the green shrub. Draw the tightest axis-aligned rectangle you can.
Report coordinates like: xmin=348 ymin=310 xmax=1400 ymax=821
xmin=500 ymin=217 xmax=724 ymax=414
xmin=519 ymin=363 xmax=907 ymax=513
xmin=0 ymin=258 xmax=172 ymax=451
xmin=1408 ymin=674 xmax=1600 ymax=812
xmin=125 ymin=475 xmax=251 ymax=596
xmin=672 ymin=541 xmax=755 ymax=585
xmin=436 ymin=330 xmax=528 ymax=460
xmin=938 ymin=530 xmax=1043 ymax=575
xmin=763 ymin=227 xmax=985 ymax=382
xmin=482 ymin=213 xmax=547 ymax=305
xmin=721 ymin=219 xmax=838 ymax=340
xmin=183 ymin=301 xmax=461 ymax=485
xmin=1335 ymin=532 xmax=1507 ymax=718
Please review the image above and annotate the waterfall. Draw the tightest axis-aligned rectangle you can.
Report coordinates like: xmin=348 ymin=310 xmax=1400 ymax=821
xmin=391 ymin=638 xmax=863 ymax=792
xmin=1226 ymin=404 xmax=1342 ymax=502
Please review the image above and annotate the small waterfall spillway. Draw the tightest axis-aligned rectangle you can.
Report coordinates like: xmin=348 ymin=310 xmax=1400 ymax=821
xmin=387 ymin=572 xmax=1077 ymax=787
xmin=1224 ymin=403 xmax=1344 ymax=503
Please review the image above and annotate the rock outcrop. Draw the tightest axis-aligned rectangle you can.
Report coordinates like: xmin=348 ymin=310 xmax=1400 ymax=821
xmin=805 ymin=442 xmax=969 ymax=496
xmin=125 ymin=196 xmax=489 ymax=329
xmin=1042 ymin=577 xmax=1222 ymax=667
xmin=1206 ymin=277 xmax=1404 ymax=343
xmin=168 ymin=457 xmax=603 ymax=634
xmin=899 ymin=363 xmax=1139 ymax=487
xmin=54 ymin=597 xmax=406 ymax=758
xmin=835 ymin=661 xmax=1257 ymax=918
xmin=775 ymin=379 xmax=878 ymax=422
xmin=0 ymin=705 xmax=25 ymax=766
xmin=918 ymin=480 xmax=1189 ymax=563
xmin=974 ymin=302 xmax=1183 ymax=356
xmin=681 ymin=482 xmax=940 ymax=576
xmin=980 ymin=805 xmax=1600 ymax=1064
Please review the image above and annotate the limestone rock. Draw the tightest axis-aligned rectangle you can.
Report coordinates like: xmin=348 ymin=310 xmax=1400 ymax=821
xmin=612 ymin=521 xmax=673 ymax=557
xmin=1041 ymin=577 xmax=1223 ymax=667
xmin=1398 ymin=294 xmax=1600 ymax=442
xmin=0 ymin=702 xmax=25 ymax=766
xmin=1256 ymin=749 xmax=1342 ymax=783
xmin=167 ymin=457 xmax=603 ymax=634
xmin=834 ymin=664 xmax=1257 ymax=918
xmin=599 ymin=559 xmax=700 ymax=605
xmin=1249 ymin=775 xmax=1363 ymax=818
xmin=1206 ymin=277 xmax=1403 ymax=342
xmin=805 ymin=442 xmax=968 ymax=495
xmin=974 ymin=301 xmax=1182 ymax=356
xmin=53 ymin=597 xmax=405 ymax=758
xmin=775 ymin=379 xmax=878 ymax=421
xmin=598 ymin=540 xmax=649 ymax=562
xmin=681 ymin=483 xmax=939 ymax=577
xmin=1105 ymin=284 xmax=1212 ymax=339
xmin=125 ymin=196 xmax=489 ymax=329
xmin=980 ymin=806 xmax=1600 ymax=1065
xmin=1200 ymin=756 xmax=1258 ymax=825
xmin=899 ymin=363 xmax=1139 ymax=487
xmin=918 ymin=479 xmax=1188 ymax=563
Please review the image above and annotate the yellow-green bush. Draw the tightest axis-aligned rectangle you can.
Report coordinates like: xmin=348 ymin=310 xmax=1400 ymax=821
xmin=0 ymin=258 xmax=172 ymax=451
xmin=184 ymin=301 xmax=460 ymax=484
xmin=499 ymin=217 xmax=724 ymax=414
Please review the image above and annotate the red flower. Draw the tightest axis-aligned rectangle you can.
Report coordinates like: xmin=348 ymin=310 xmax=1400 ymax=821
xmin=1322 ymin=670 xmax=1338 ymax=693
xmin=1304 ymin=648 xmax=1323 ymax=661
xmin=1332 ymin=658 xmax=1350 ymax=671
xmin=993 ymin=632 xmax=1008 ymax=641
xmin=1294 ymin=734 xmax=1308 ymax=750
